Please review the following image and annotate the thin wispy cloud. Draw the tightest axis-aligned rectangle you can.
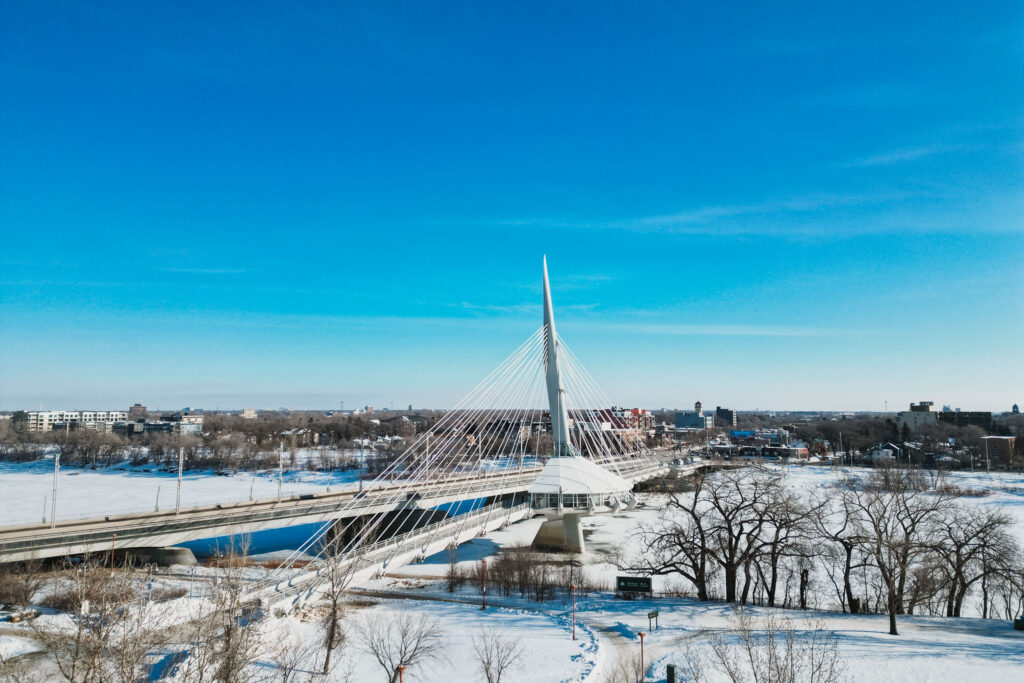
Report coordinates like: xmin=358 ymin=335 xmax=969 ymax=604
xmin=160 ymin=266 xmax=247 ymax=275
xmin=497 ymin=186 xmax=1024 ymax=238
xmin=842 ymin=143 xmax=975 ymax=167
xmin=500 ymin=191 xmax=920 ymax=236
xmin=576 ymin=322 xmax=848 ymax=337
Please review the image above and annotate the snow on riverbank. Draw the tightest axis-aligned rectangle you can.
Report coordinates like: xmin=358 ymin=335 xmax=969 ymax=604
xmin=0 ymin=634 xmax=42 ymax=660
xmin=0 ymin=460 xmax=360 ymax=525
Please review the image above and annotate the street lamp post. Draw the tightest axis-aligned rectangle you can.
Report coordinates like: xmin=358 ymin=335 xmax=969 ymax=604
xmin=50 ymin=449 xmax=60 ymax=529
xmin=571 ymin=584 xmax=577 ymax=640
xmin=638 ymin=631 xmax=646 ymax=679
xmin=176 ymin=447 xmax=184 ymax=515
xmin=481 ymin=559 xmax=487 ymax=610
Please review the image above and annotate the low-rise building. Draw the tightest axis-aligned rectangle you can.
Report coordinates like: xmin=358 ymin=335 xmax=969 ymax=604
xmin=897 ymin=401 xmax=993 ymax=431
xmin=18 ymin=410 xmax=129 ymax=432
xmin=937 ymin=410 xmax=992 ymax=430
xmin=869 ymin=442 xmax=902 ymax=463
xmin=676 ymin=401 xmax=713 ymax=429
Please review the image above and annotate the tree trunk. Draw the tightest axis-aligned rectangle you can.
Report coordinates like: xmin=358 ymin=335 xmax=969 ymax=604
xmin=739 ymin=561 xmax=752 ymax=605
xmin=799 ymin=568 xmax=809 ymax=610
xmin=695 ymin=570 xmax=709 ymax=602
xmin=767 ymin=557 xmax=779 ymax=607
xmin=888 ymin=592 xmax=899 ymax=636
xmin=724 ymin=565 xmax=737 ymax=603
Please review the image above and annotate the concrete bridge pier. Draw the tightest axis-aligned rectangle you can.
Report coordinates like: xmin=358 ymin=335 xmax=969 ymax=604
xmin=532 ymin=513 xmax=585 ymax=553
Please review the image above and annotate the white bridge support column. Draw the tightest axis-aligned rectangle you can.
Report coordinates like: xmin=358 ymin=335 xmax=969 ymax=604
xmin=533 ymin=514 xmax=585 ymax=553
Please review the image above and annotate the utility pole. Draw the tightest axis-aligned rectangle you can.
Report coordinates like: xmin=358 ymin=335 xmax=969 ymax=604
xmin=50 ymin=439 xmax=61 ymax=529
xmin=984 ymin=438 xmax=991 ymax=475
xmin=176 ymin=447 xmax=184 ymax=515
xmin=278 ymin=442 xmax=284 ymax=502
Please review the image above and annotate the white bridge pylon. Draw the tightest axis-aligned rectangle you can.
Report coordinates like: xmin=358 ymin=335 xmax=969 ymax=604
xmin=255 ymin=258 xmax=658 ymax=607
xmin=530 ymin=256 xmax=634 ymax=553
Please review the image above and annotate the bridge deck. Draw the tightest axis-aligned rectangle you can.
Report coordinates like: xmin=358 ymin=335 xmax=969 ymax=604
xmin=0 ymin=458 xmax=670 ymax=562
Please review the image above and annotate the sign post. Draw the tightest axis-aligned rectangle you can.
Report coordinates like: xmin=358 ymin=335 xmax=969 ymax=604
xmin=648 ymin=610 xmax=659 ymax=630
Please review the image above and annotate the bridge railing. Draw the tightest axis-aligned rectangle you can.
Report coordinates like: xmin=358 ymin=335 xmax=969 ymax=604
xmin=348 ymin=501 xmax=532 ymax=572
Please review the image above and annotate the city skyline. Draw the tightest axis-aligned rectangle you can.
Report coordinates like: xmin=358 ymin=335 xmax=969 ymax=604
xmin=1 ymin=2 xmax=1022 ymax=412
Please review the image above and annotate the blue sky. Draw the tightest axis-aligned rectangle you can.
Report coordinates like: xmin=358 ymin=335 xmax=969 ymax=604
xmin=1 ymin=1 xmax=1021 ymax=412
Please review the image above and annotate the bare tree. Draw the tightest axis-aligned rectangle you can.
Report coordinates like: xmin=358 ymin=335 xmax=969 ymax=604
xmin=628 ymin=486 xmax=713 ymax=600
xmin=929 ymin=505 xmax=1017 ymax=617
xmin=472 ymin=629 xmax=523 ymax=683
xmin=703 ymin=613 xmax=848 ymax=683
xmin=0 ymin=559 xmax=46 ymax=608
xmin=602 ymin=653 xmax=645 ymax=683
xmin=846 ymin=468 xmax=954 ymax=635
xmin=317 ymin=545 xmax=356 ymax=675
xmin=270 ymin=638 xmax=323 ymax=683
xmin=813 ymin=490 xmax=868 ymax=614
xmin=626 ymin=469 xmax=781 ymax=604
xmin=29 ymin=563 xmax=171 ymax=683
xmin=174 ymin=543 xmax=268 ymax=683
xmin=356 ymin=612 xmax=447 ymax=682
xmin=751 ymin=486 xmax=817 ymax=608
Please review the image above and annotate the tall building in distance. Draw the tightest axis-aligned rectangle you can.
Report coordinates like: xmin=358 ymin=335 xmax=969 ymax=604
xmin=676 ymin=401 xmax=714 ymax=429
xmin=715 ymin=406 xmax=737 ymax=428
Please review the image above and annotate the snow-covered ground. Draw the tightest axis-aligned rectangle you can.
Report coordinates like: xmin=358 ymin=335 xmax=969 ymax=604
xmin=365 ymin=464 xmax=1024 ymax=681
xmin=263 ymin=599 xmax=600 ymax=682
xmin=0 ymin=459 xmax=361 ymax=525
xmin=0 ymin=634 xmax=41 ymax=660
xmin=4 ymin=464 xmax=1024 ymax=681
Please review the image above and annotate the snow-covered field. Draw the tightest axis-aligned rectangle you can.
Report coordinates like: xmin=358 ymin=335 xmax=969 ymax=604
xmin=365 ymin=464 xmax=1024 ymax=681
xmin=3 ymin=464 xmax=1023 ymax=681
xmin=0 ymin=459 xmax=360 ymax=525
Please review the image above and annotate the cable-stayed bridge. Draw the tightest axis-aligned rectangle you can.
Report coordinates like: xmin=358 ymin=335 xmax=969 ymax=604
xmin=0 ymin=259 xmax=676 ymax=588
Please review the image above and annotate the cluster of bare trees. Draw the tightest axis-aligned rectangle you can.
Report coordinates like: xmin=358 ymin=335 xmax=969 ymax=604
xmin=601 ymin=613 xmax=847 ymax=683
xmin=446 ymin=544 xmax=604 ymax=603
xmin=629 ymin=467 xmax=1024 ymax=635
xmin=687 ymin=613 xmax=847 ymax=683
xmin=0 ymin=552 xmax=338 ymax=683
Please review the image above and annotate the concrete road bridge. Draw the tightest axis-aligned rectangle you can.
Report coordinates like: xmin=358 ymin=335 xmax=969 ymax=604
xmin=0 ymin=457 xmax=672 ymax=563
